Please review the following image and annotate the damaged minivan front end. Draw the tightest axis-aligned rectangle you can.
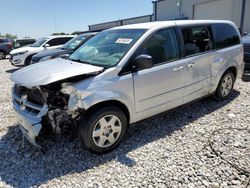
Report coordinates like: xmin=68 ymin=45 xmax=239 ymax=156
xmin=11 ymin=58 xmax=103 ymax=149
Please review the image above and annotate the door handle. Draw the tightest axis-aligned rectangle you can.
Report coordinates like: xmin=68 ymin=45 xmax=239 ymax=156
xmin=187 ymin=62 xmax=196 ymax=68
xmin=173 ymin=66 xmax=184 ymax=71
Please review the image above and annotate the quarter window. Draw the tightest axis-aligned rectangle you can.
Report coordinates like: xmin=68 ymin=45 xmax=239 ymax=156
xmin=136 ymin=28 xmax=179 ymax=65
xmin=212 ymin=24 xmax=240 ymax=49
xmin=181 ymin=26 xmax=212 ymax=56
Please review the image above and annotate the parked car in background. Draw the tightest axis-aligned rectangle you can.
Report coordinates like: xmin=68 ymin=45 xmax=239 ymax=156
xmin=9 ymin=35 xmax=74 ymax=66
xmin=13 ymin=38 xmax=36 ymax=49
xmin=31 ymin=32 xmax=97 ymax=64
xmin=11 ymin=20 xmax=244 ymax=154
xmin=0 ymin=38 xmax=13 ymax=60
xmin=242 ymin=33 xmax=250 ymax=81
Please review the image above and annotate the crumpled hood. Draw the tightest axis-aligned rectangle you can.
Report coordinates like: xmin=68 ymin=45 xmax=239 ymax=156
xmin=11 ymin=58 xmax=104 ymax=87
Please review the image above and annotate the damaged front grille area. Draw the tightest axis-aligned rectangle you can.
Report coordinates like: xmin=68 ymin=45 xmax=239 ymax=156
xmin=13 ymin=85 xmax=49 ymax=149
xmin=14 ymin=85 xmax=47 ymax=106
xmin=13 ymin=85 xmax=48 ymax=116
xmin=13 ymin=84 xmax=79 ymax=149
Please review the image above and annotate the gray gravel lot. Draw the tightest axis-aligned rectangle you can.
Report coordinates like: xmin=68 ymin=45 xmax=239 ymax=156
xmin=0 ymin=58 xmax=249 ymax=188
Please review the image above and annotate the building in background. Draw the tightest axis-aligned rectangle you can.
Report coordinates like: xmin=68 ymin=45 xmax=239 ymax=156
xmin=154 ymin=0 xmax=249 ymax=33
xmin=89 ymin=15 xmax=154 ymax=32
xmin=88 ymin=0 xmax=249 ymax=33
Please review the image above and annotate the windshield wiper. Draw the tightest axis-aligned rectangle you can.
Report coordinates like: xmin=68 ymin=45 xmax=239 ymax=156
xmin=61 ymin=47 xmax=68 ymax=50
xmin=69 ymin=58 xmax=92 ymax=65
xmin=69 ymin=58 xmax=104 ymax=68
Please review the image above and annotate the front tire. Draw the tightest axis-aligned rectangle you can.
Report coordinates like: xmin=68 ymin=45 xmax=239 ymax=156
xmin=0 ymin=51 xmax=6 ymax=60
xmin=25 ymin=56 xmax=32 ymax=66
xmin=79 ymin=106 xmax=128 ymax=154
xmin=213 ymin=71 xmax=235 ymax=100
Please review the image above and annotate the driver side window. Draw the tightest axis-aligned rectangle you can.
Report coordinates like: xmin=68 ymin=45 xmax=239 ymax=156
xmin=136 ymin=28 xmax=179 ymax=65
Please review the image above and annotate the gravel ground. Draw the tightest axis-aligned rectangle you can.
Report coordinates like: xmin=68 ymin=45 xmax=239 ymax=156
xmin=0 ymin=58 xmax=249 ymax=188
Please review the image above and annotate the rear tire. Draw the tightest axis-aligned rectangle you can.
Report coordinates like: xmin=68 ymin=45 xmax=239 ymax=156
xmin=0 ymin=51 xmax=6 ymax=60
xmin=79 ymin=106 xmax=128 ymax=154
xmin=213 ymin=71 xmax=235 ymax=100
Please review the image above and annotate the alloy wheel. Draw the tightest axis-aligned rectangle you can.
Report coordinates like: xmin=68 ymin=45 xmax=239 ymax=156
xmin=221 ymin=74 xmax=233 ymax=97
xmin=92 ymin=115 xmax=122 ymax=148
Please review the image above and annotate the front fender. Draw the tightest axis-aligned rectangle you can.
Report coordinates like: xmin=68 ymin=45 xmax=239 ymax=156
xmin=82 ymin=90 xmax=135 ymax=121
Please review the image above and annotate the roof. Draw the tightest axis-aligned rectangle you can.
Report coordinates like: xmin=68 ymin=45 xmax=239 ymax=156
xmin=79 ymin=32 xmax=98 ymax=37
xmin=111 ymin=20 xmax=234 ymax=30
xmin=47 ymin=35 xmax=76 ymax=39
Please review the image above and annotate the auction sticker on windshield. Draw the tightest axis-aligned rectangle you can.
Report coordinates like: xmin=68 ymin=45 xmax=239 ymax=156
xmin=116 ymin=38 xmax=133 ymax=44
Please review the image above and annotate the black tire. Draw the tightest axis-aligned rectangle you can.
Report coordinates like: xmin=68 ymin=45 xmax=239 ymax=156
xmin=25 ymin=56 xmax=32 ymax=66
xmin=0 ymin=51 xmax=6 ymax=60
xmin=213 ymin=71 xmax=235 ymax=100
xmin=79 ymin=106 xmax=128 ymax=154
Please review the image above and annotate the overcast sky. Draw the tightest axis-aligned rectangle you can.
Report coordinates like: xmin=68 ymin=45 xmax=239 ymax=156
xmin=1 ymin=0 xmax=153 ymax=38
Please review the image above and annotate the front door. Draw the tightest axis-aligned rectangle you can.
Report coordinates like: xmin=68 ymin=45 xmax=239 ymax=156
xmin=132 ymin=28 xmax=186 ymax=120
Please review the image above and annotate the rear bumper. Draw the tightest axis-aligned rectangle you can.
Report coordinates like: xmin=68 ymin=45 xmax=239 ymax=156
xmin=242 ymin=71 xmax=250 ymax=81
xmin=243 ymin=53 xmax=250 ymax=81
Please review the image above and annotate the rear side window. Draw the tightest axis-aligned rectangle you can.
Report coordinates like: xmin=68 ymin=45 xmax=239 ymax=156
xmin=135 ymin=28 xmax=179 ymax=65
xmin=57 ymin=37 xmax=72 ymax=45
xmin=47 ymin=37 xmax=72 ymax=46
xmin=181 ymin=26 xmax=212 ymax=56
xmin=47 ymin=38 xmax=59 ymax=46
xmin=212 ymin=24 xmax=240 ymax=49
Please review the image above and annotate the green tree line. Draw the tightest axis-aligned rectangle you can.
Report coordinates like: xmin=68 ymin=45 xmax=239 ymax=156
xmin=0 ymin=33 xmax=17 ymax=39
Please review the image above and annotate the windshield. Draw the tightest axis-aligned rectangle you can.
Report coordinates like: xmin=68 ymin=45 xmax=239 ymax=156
xmin=62 ymin=35 xmax=87 ymax=50
xmin=69 ymin=29 xmax=146 ymax=68
xmin=31 ymin=38 xmax=48 ymax=47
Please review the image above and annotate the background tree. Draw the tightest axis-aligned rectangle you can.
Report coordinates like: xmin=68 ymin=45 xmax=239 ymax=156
xmin=0 ymin=33 xmax=17 ymax=39
xmin=51 ymin=32 xmax=69 ymax=35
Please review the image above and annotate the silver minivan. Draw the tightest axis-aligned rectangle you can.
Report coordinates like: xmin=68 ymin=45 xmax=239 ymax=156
xmin=11 ymin=20 xmax=244 ymax=154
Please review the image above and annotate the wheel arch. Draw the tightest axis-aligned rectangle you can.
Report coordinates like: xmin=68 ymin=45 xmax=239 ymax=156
xmin=24 ymin=53 xmax=36 ymax=65
xmin=212 ymin=65 xmax=237 ymax=93
xmin=84 ymin=100 xmax=130 ymax=124
xmin=226 ymin=66 xmax=237 ymax=79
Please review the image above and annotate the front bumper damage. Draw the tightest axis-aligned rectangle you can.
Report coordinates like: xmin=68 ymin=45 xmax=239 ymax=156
xmin=13 ymin=92 xmax=49 ymax=149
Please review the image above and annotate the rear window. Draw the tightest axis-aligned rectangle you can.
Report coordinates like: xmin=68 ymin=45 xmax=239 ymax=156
xmin=212 ymin=23 xmax=240 ymax=49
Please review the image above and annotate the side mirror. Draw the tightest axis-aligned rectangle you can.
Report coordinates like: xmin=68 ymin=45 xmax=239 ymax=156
xmin=44 ymin=44 xmax=50 ymax=48
xmin=132 ymin=54 xmax=153 ymax=71
xmin=243 ymin=32 xmax=248 ymax=37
